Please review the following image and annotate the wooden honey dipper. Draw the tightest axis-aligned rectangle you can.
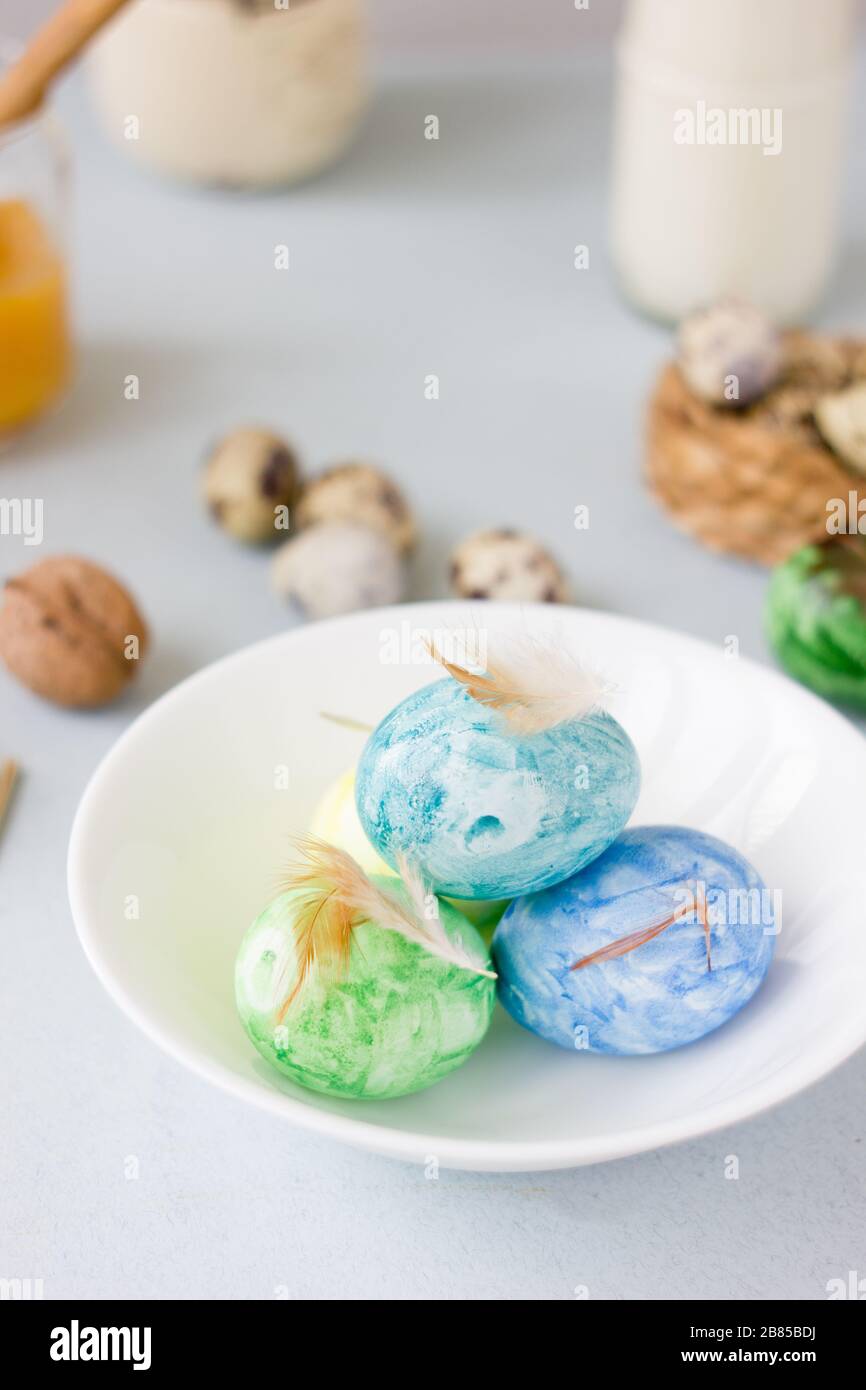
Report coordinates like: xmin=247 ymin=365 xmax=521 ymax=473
xmin=0 ymin=0 xmax=131 ymax=128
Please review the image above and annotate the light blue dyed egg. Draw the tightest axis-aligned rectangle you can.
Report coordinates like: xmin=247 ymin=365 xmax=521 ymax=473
xmin=493 ymin=825 xmax=776 ymax=1054
xmin=355 ymin=678 xmax=640 ymax=899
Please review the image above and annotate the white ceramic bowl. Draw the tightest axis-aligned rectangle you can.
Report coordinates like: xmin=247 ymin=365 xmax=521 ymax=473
xmin=68 ymin=602 xmax=866 ymax=1171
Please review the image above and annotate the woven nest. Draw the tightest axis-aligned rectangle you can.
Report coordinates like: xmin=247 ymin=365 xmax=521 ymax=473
xmin=646 ymin=331 xmax=866 ymax=565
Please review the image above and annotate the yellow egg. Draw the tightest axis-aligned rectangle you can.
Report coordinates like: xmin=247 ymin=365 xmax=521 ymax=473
xmin=309 ymin=767 xmax=396 ymax=878
xmin=309 ymin=767 xmax=510 ymax=933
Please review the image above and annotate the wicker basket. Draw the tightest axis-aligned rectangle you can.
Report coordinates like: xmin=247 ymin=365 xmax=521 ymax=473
xmin=646 ymin=331 xmax=866 ymax=565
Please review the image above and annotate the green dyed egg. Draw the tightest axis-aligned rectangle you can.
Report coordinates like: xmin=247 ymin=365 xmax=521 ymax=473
xmin=235 ymin=878 xmax=495 ymax=1100
xmin=766 ymin=536 xmax=866 ymax=708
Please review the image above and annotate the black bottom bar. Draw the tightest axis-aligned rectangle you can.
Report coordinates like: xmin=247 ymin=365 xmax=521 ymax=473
xmin=5 ymin=1297 xmax=861 ymax=1373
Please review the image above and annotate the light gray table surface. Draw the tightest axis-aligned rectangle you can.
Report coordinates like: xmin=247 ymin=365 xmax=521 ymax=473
xmin=2 ymin=49 xmax=865 ymax=1302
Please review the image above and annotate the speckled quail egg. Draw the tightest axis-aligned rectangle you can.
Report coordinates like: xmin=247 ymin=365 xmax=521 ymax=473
xmin=449 ymin=529 xmax=569 ymax=602
xmin=271 ymin=521 xmax=406 ymax=620
xmin=296 ymin=462 xmax=415 ymax=554
xmin=677 ymin=300 xmax=782 ymax=407
xmin=203 ymin=427 xmax=299 ymax=543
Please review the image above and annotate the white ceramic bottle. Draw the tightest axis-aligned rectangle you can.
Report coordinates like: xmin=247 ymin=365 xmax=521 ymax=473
xmin=611 ymin=0 xmax=857 ymax=323
xmin=88 ymin=0 xmax=368 ymax=189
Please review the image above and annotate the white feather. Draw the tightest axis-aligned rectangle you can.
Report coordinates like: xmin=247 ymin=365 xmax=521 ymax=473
xmin=432 ymin=630 xmax=609 ymax=734
xmin=392 ymin=853 xmax=496 ymax=978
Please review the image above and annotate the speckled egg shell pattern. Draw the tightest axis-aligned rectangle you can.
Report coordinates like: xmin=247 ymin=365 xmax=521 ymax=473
xmin=355 ymin=678 xmax=641 ymax=899
xmin=493 ymin=825 xmax=775 ymax=1055
xmin=235 ymin=880 xmax=495 ymax=1099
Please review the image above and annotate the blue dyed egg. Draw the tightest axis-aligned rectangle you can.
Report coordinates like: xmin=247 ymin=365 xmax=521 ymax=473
xmin=493 ymin=825 xmax=776 ymax=1054
xmin=355 ymin=678 xmax=640 ymax=899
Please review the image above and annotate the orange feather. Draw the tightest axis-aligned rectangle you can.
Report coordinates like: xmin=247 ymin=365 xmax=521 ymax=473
xmin=275 ymin=836 xmax=494 ymax=1019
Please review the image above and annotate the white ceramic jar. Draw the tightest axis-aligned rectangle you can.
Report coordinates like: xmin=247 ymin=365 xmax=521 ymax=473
xmin=611 ymin=0 xmax=856 ymax=323
xmin=88 ymin=0 xmax=368 ymax=188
